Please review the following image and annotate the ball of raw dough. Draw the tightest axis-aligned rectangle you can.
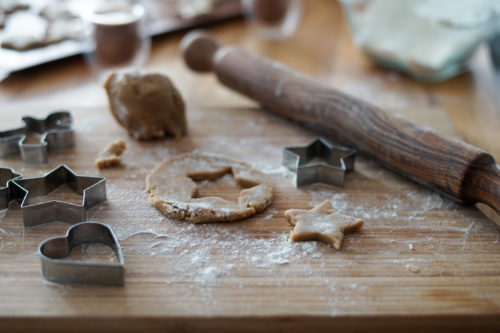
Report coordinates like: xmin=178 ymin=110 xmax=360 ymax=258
xmin=103 ymin=71 xmax=187 ymax=140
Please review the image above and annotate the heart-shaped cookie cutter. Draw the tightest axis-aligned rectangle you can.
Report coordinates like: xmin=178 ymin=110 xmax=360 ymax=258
xmin=39 ymin=222 xmax=124 ymax=286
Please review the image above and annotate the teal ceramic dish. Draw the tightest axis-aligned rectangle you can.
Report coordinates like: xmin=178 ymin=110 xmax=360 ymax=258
xmin=340 ymin=0 xmax=499 ymax=82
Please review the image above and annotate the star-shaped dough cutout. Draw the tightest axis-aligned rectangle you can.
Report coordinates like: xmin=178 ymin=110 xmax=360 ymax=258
xmin=284 ymin=200 xmax=363 ymax=250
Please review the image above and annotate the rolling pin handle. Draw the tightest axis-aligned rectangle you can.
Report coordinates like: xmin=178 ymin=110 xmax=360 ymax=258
xmin=181 ymin=30 xmax=220 ymax=73
xmin=466 ymin=161 xmax=500 ymax=214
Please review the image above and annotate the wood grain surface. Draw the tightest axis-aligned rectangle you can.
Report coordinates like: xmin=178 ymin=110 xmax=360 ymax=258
xmin=1 ymin=1 xmax=500 ymax=332
xmin=182 ymin=31 xmax=500 ymax=212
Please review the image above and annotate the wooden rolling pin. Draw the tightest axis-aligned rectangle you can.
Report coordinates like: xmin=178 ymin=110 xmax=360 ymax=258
xmin=181 ymin=31 xmax=500 ymax=219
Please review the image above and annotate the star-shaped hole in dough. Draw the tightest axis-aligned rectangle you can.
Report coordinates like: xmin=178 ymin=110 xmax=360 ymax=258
xmin=284 ymin=200 xmax=363 ymax=250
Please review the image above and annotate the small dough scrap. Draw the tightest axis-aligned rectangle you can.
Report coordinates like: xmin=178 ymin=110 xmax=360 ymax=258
xmin=284 ymin=200 xmax=363 ymax=250
xmin=146 ymin=152 xmax=273 ymax=223
xmin=406 ymin=264 xmax=420 ymax=274
xmin=103 ymin=71 xmax=187 ymax=140
xmin=95 ymin=139 xmax=127 ymax=168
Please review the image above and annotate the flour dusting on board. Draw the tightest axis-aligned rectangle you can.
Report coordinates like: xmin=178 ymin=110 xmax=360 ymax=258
xmin=80 ymin=147 xmax=496 ymax=298
xmin=307 ymin=187 xmax=457 ymax=221
xmin=3 ymin=107 xmax=498 ymax=315
xmin=118 ymin=223 xmax=327 ymax=285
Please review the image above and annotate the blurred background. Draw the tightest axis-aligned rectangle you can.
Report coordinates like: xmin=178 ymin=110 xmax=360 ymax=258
xmin=1 ymin=0 xmax=500 ymax=159
xmin=3 ymin=0 xmax=500 ymax=80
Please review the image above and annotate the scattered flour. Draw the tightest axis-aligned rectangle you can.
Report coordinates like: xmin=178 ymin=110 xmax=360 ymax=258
xmin=117 ymin=221 xmax=331 ymax=288
xmin=1 ymin=108 xmax=497 ymax=315
xmin=307 ymin=184 xmax=458 ymax=222
xmin=266 ymin=241 xmax=320 ymax=266
xmin=257 ymin=164 xmax=295 ymax=181
xmin=90 ymin=149 xmax=495 ymax=296
xmin=195 ymin=266 xmax=224 ymax=284
xmin=263 ymin=208 xmax=278 ymax=220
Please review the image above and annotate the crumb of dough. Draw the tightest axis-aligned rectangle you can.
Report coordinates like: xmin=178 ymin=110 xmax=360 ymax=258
xmin=95 ymin=139 xmax=127 ymax=169
xmin=103 ymin=71 xmax=187 ymax=140
xmin=284 ymin=200 xmax=363 ymax=250
xmin=146 ymin=152 xmax=273 ymax=223
xmin=406 ymin=264 xmax=420 ymax=273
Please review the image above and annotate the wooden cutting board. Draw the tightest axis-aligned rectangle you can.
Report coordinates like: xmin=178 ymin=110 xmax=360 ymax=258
xmin=1 ymin=1 xmax=500 ymax=331
xmin=1 ymin=102 xmax=499 ymax=331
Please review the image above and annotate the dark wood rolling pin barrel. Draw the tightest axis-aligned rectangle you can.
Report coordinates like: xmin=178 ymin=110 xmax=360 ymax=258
xmin=181 ymin=31 xmax=500 ymax=218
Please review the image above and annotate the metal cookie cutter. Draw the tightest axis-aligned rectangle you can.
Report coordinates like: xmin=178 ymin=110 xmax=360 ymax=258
xmin=0 ymin=167 xmax=21 ymax=210
xmin=39 ymin=222 xmax=124 ymax=286
xmin=10 ymin=164 xmax=106 ymax=227
xmin=283 ymin=137 xmax=356 ymax=187
xmin=0 ymin=111 xmax=74 ymax=164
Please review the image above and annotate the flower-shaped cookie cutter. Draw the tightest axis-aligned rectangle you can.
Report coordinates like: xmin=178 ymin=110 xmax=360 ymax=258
xmin=10 ymin=164 xmax=106 ymax=227
xmin=283 ymin=137 xmax=356 ymax=187
xmin=0 ymin=111 xmax=74 ymax=164
xmin=39 ymin=222 xmax=124 ymax=286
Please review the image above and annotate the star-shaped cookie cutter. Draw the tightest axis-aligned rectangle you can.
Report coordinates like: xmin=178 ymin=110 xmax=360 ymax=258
xmin=0 ymin=167 xmax=21 ymax=210
xmin=283 ymin=138 xmax=356 ymax=187
xmin=39 ymin=222 xmax=124 ymax=286
xmin=10 ymin=164 xmax=106 ymax=227
xmin=0 ymin=111 xmax=74 ymax=164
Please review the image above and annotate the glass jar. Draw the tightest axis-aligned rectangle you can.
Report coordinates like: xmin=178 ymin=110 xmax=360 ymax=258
xmin=82 ymin=0 xmax=151 ymax=77
xmin=242 ymin=0 xmax=302 ymax=41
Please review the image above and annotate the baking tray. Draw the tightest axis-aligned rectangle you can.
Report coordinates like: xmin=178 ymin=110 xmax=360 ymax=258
xmin=0 ymin=0 xmax=242 ymax=80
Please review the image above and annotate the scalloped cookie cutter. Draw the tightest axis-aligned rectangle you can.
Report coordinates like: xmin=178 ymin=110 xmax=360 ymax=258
xmin=39 ymin=222 xmax=124 ymax=286
xmin=283 ymin=137 xmax=356 ymax=187
xmin=0 ymin=111 xmax=74 ymax=164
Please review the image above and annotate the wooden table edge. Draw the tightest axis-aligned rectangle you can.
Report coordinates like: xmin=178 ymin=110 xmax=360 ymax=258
xmin=2 ymin=314 xmax=500 ymax=332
